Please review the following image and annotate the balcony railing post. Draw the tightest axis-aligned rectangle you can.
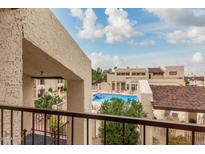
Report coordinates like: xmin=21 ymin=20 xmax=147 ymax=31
xmin=71 ymin=116 xmax=74 ymax=145
xmin=21 ymin=111 xmax=23 ymax=145
xmin=143 ymin=125 xmax=146 ymax=145
xmin=104 ymin=120 xmax=106 ymax=145
xmin=86 ymin=118 xmax=89 ymax=145
xmin=192 ymin=131 xmax=195 ymax=145
xmin=166 ymin=128 xmax=169 ymax=145
xmin=57 ymin=115 xmax=60 ymax=145
xmin=10 ymin=110 xmax=13 ymax=145
xmin=122 ymin=122 xmax=125 ymax=145
xmin=23 ymin=129 xmax=27 ymax=145
xmin=44 ymin=113 xmax=47 ymax=145
xmin=32 ymin=112 xmax=35 ymax=145
xmin=1 ymin=109 xmax=3 ymax=145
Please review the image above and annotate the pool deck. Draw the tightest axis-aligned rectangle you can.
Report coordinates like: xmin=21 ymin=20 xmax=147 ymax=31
xmin=95 ymin=90 xmax=137 ymax=96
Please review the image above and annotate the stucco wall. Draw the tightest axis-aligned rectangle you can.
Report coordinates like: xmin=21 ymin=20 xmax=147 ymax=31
xmin=164 ymin=66 xmax=184 ymax=79
xmin=137 ymin=80 xmax=154 ymax=144
xmin=0 ymin=9 xmax=23 ymax=106
xmin=98 ymin=82 xmax=112 ymax=92
xmin=148 ymin=78 xmax=185 ymax=86
xmin=0 ymin=9 xmax=24 ymax=144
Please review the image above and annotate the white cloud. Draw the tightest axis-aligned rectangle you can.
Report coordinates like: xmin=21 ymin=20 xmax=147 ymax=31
xmin=104 ymin=8 xmax=143 ymax=44
xmin=192 ymin=52 xmax=204 ymax=64
xmin=70 ymin=8 xmax=104 ymax=40
xmin=78 ymin=9 xmax=104 ymax=40
xmin=166 ymin=27 xmax=205 ymax=44
xmin=128 ymin=40 xmax=155 ymax=46
xmin=146 ymin=9 xmax=205 ymax=45
xmin=70 ymin=8 xmax=144 ymax=43
xmin=166 ymin=30 xmax=189 ymax=44
xmin=147 ymin=8 xmax=205 ymax=27
xmin=88 ymin=52 xmax=125 ymax=69
xmin=70 ymin=8 xmax=83 ymax=20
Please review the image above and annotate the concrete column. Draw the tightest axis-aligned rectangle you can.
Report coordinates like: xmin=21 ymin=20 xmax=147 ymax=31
xmin=119 ymin=82 xmax=122 ymax=92
xmin=23 ymin=74 xmax=34 ymax=132
xmin=67 ymin=80 xmax=91 ymax=145
xmin=115 ymin=82 xmax=117 ymax=93
xmin=129 ymin=84 xmax=132 ymax=93
xmin=0 ymin=11 xmax=23 ymax=144
xmin=184 ymin=112 xmax=189 ymax=123
xmin=137 ymin=80 xmax=154 ymax=145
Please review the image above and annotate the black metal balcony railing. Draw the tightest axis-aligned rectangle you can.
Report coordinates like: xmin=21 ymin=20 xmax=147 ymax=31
xmin=0 ymin=104 xmax=205 ymax=145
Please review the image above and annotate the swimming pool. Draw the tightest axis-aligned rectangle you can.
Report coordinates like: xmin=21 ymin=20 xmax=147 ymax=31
xmin=92 ymin=93 xmax=138 ymax=103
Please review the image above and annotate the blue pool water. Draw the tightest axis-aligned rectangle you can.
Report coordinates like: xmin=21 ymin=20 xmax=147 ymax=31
xmin=92 ymin=93 xmax=138 ymax=103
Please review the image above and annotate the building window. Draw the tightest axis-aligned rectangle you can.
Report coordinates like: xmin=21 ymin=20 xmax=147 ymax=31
xmin=121 ymin=83 xmax=126 ymax=90
xmin=112 ymin=83 xmax=115 ymax=90
xmin=58 ymin=79 xmax=63 ymax=83
xmin=117 ymin=72 xmax=130 ymax=76
xmin=169 ymin=71 xmax=177 ymax=75
xmin=126 ymin=84 xmax=129 ymax=90
xmin=132 ymin=72 xmax=146 ymax=76
xmin=60 ymin=87 xmax=64 ymax=91
xmin=40 ymin=79 xmax=45 ymax=85
xmin=132 ymin=72 xmax=137 ymax=76
xmin=38 ymin=89 xmax=45 ymax=97
xmin=131 ymin=84 xmax=135 ymax=91
xmin=153 ymin=72 xmax=163 ymax=75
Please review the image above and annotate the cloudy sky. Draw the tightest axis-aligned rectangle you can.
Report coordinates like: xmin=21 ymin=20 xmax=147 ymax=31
xmin=51 ymin=8 xmax=205 ymax=75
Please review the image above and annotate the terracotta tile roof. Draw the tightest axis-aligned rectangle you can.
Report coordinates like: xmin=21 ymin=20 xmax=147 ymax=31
xmin=150 ymin=85 xmax=205 ymax=112
xmin=148 ymin=68 xmax=164 ymax=73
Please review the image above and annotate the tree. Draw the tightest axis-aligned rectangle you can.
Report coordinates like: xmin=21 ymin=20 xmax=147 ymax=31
xmin=98 ymin=98 xmax=147 ymax=145
xmin=92 ymin=67 xmax=106 ymax=85
xmin=34 ymin=94 xmax=63 ymax=109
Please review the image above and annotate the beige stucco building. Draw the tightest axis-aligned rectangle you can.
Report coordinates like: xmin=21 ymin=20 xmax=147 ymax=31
xmin=98 ymin=66 xmax=185 ymax=93
xmin=34 ymin=79 xmax=66 ymax=99
xmin=0 ymin=9 xmax=91 ymax=144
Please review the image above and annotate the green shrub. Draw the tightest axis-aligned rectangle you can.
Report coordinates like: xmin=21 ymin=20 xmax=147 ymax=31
xmin=48 ymin=88 xmax=53 ymax=93
xmin=49 ymin=115 xmax=64 ymax=133
xmin=169 ymin=135 xmax=191 ymax=145
xmin=61 ymin=86 xmax=68 ymax=92
xmin=98 ymin=98 xmax=147 ymax=145
xmin=34 ymin=94 xmax=63 ymax=109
